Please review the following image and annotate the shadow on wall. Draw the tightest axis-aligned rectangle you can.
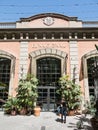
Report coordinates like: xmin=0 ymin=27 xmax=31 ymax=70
xmin=79 ymin=60 xmax=84 ymax=81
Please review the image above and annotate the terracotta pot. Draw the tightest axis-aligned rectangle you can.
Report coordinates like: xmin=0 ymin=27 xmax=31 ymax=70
xmin=34 ymin=106 xmax=41 ymax=116
xmin=68 ymin=110 xmax=75 ymax=116
xmin=19 ymin=108 xmax=27 ymax=115
xmin=11 ymin=110 xmax=17 ymax=116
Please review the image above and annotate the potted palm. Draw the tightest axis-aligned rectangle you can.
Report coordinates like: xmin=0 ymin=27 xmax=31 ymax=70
xmin=16 ymin=74 xmax=38 ymax=115
xmin=56 ymin=75 xmax=81 ymax=116
xmin=3 ymin=96 xmax=18 ymax=115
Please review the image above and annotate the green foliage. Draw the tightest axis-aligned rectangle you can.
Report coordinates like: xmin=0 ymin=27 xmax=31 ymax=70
xmin=3 ymin=74 xmax=38 ymax=115
xmin=56 ymin=75 xmax=81 ymax=110
xmin=3 ymin=97 xmax=18 ymax=114
xmin=84 ymin=95 xmax=96 ymax=115
xmin=16 ymin=74 xmax=38 ymax=112
xmin=0 ymin=82 xmax=7 ymax=87
xmin=76 ymin=120 xmax=84 ymax=129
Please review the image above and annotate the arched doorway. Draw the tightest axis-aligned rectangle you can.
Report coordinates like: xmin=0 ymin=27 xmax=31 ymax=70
xmin=37 ymin=57 xmax=61 ymax=111
xmin=0 ymin=57 xmax=11 ymax=108
xmin=82 ymin=49 xmax=98 ymax=101
xmin=87 ymin=56 xmax=98 ymax=98
xmin=29 ymin=48 xmax=67 ymax=111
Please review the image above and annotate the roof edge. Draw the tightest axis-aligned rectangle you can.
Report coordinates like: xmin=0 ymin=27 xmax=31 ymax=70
xmin=18 ymin=13 xmax=78 ymax=22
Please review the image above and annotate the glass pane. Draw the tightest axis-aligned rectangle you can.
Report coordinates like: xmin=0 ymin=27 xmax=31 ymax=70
xmin=87 ymin=56 xmax=98 ymax=97
xmin=36 ymin=57 xmax=61 ymax=111
xmin=37 ymin=57 xmax=61 ymax=86
xmin=0 ymin=57 xmax=11 ymax=108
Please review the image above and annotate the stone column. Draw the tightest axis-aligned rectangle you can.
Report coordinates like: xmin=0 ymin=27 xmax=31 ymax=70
xmin=69 ymin=40 xmax=79 ymax=83
xmin=19 ymin=41 xmax=28 ymax=79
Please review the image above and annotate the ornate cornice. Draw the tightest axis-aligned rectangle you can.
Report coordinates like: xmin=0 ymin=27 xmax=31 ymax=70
xmin=0 ymin=28 xmax=98 ymax=41
xmin=18 ymin=13 xmax=78 ymax=22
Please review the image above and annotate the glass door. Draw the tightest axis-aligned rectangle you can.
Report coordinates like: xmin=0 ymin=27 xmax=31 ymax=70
xmin=37 ymin=87 xmax=56 ymax=111
xmin=37 ymin=57 xmax=61 ymax=111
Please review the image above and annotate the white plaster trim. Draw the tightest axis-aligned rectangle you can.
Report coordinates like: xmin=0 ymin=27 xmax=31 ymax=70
xmin=82 ymin=49 xmax=98 ymax=101
xmin=69 ymin=41 xmax=79 ymax=83
xmin=0 ymin=50 xmax=16 ymax=96
xmin=19 ymin=41 xmax=28 ymax=79
xmin=29 ymin=48 xmax=67 ymax=76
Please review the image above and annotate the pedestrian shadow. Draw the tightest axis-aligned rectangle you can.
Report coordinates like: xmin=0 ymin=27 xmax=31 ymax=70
xmin=55 ymin=118 xmax=62 ymax=123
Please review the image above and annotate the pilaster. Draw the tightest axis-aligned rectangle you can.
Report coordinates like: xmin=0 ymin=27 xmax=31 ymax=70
xmin=19 ymin=41 xmax=28 ymax=79
xmin=69 ymin=40 xmax=79 ymax=83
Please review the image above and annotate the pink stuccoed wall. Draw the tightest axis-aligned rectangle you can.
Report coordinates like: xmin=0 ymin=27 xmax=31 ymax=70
xmin=0 ymin=40 xmax=98 ymax=97
xmin=0 ymin=42 xmax=20 ymax=95
xmin=28 ymin=41 xmax=71 ymax=74
xmin=29 ymin=18 xmax=69 ymax=28
xmin=78 ymin=41 xmax=98 ymax=94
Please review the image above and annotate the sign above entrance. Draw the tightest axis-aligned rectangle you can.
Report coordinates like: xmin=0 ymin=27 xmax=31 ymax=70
xmin=32 ymin=43 xmax=66 ymax=48
xmin=43 ymin=17 xmax=54 ymax=26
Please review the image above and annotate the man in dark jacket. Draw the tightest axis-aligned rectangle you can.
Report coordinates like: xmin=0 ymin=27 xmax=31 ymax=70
xmin=60 ymin=102 xmax=66 ymax=123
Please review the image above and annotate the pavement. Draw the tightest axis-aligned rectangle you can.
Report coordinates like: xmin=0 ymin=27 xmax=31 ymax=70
xmin=0 ymin=111 xmax=93 ymax=130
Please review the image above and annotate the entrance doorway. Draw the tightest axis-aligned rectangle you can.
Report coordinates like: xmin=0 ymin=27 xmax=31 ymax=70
xmin=37 ymin=57 xmax=61 ymax=111
xmin=37 ymin=87 xmax=56 ymax=111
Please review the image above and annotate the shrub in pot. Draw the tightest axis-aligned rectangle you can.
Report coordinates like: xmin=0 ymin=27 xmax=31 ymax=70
xmin=56 ymin=75 xmax=81 ymax=116
xmin=3 ymin=96 xmax=18 ymax=115
xmin=16 ymin=74 xmax=38 ymax=115
xmin=84 ymin=95 xmax=96 ymax=116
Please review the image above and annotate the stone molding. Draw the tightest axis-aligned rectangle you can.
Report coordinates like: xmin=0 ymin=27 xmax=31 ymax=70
xmin=29 ymin=48 xmax=67 ymax=59
xmin=0 ymin=50 xmax=16 ymax=96
xmin=82 ymin=49 xmax=98 ymax=101
xmin=69 ymin=41 xmax=79 ymax=83
xmin=29 ymin=48 xmax=67 ymax=76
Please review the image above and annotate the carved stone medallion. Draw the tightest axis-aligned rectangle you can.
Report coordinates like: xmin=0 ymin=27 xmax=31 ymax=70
xmin=43 ymin=17 xmax=54 ymax=26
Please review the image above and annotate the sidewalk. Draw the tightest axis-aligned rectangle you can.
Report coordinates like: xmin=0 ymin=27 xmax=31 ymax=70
xmin=0 ymin=111 xmax=93 ymax=130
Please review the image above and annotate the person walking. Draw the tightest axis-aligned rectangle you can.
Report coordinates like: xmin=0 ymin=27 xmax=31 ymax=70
xmin=59 ymin=102 xmax=67 ymax=123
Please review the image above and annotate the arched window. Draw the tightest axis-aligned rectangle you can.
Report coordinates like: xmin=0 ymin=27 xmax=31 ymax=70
xmin=0 ymin=57 xmax=11 ymax=108
xmin=87 ymin=56 xmax=98 ymax=97
xmin=37 ymin=57 xmax=61 ymax=87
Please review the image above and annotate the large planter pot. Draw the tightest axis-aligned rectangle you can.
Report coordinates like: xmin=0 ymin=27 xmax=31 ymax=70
xmin=68 ymin=110 xmax=75 ymax=116
xmin=34 ymin=106 xmax=41 ymax=116
xmin=90 ymin=117 xmax=98 ymax=130
xmin=11 ymin=110 xmax=17 ymax=116
xmin=19 ymin=108 xmax=27 ymax=115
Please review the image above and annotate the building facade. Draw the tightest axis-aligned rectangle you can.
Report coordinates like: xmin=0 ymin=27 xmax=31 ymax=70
xmin=0 ymin=13 xmax=98 ymax=111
